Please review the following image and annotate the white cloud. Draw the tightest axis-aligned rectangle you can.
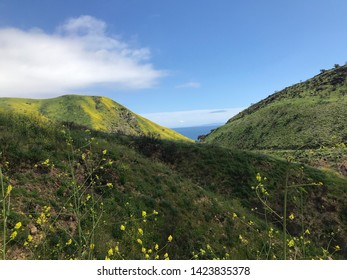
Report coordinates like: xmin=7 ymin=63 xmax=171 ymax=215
xmin=0 ymin=15 xmax=165 ymax=97
xmin=142 ymin=107 xmax=245 ymax=128
xmin=59 ymin=15 xmax=106 ymax=35
xmin=175 ymin=82 xmax=201 ymax=89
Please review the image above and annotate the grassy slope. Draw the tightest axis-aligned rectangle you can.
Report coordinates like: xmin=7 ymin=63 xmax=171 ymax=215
xmin=0 ymin=95 xmax=190 ymax=142
xmin=204 ymin=65 xmax=347 ymax=149
xmin=0 ymin=112 xmax=346 ymax=259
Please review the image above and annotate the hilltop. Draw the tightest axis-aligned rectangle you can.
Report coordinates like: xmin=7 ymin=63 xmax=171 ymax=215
xmin=203 ymin=65 xmax=347 ymax=150
xmin=0 ymin=95 xmax=190 ymax=142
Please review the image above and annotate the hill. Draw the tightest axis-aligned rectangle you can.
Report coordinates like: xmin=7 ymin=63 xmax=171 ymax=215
xmin=203 ymin=65 xmax=347 ymax=150
xmin=1 ymin=110 xmax=347 ymax=260
xmin=0 ymin=95 xmax=190 ymax=142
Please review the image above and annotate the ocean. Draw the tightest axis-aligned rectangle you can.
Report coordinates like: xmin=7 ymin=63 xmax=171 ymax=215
xmin=172 ymin=124 xmax=222 ymax=141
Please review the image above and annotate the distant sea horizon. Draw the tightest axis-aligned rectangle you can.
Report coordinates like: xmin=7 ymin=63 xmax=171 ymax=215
xmin=171 ymin=123 xmax=223 ymax=141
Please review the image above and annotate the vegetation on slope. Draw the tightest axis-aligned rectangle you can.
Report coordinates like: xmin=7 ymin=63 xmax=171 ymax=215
xmin=203 ymin=65 xmax=347 ymax=150
xmin=1 ymin=111 xmax=346 ymax=260
xmin=0 ymin=95 xmax=190 ymax=142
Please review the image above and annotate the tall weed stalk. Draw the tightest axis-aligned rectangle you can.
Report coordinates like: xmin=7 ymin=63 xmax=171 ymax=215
xmin=0 ymin=165 xmax=12 ymax=260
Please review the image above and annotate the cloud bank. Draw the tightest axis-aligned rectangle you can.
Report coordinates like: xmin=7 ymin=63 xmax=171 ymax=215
xmin=142 ymin=107 xmax=244 ymax=128
xmin=0 ymin=15 xmax=164 ymax=97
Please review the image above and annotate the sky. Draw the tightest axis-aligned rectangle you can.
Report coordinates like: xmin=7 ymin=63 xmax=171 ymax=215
xmin=0 ymin=0 xmax=347 ymax=127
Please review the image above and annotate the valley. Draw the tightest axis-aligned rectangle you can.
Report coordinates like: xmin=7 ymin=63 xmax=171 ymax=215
xmin=1 ymin=65 xmax=347 ymax=260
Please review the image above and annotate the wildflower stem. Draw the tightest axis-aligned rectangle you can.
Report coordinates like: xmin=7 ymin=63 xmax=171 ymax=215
xmin=67 ymin=138 xmax=84 ymax=256
xmin=283 ymin=166 xmax=289 ymax=260
xmin=1 ymin=167 xmax=7 ymax=260
xmin=255 ymin=187 xmax=282 ymax=220
xmin=287 ymin=183 xmax=322 ymax=189
xmin=88 ymin=191 xmax=96 ymax=260
xmin=300 ymin=189 xmax=306 ymax=259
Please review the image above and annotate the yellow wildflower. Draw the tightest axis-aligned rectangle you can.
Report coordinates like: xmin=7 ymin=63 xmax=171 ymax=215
xmin=168 ymin=235 xmax=173 ymax=242
xmin=138 ymin=228 xmax=144 ymax=235
xmin=145 ymin=254 xmax=150 ymax=259
xmin=120 ymin=224 xmax=126 ymax=231
xmin=239 ymin=234 xmax=248 ymax=245
xmin=6 ymin=184 xmax=12 ymax=196
xmin=142 ymin=211 xmax=147 ymax=217
xmin=115 ymin=245 xmax=119 ymax=253
xmin=289 ymin=213 xmax=295 ymax=220
xmin=137 ymin=239 xmax=143 ymax=245
xmin=305 ymin=229 xmax=310 ymax=235
xmin=14 ymin=222 xmax=22 ymax=230
xmin=153 ymin=210 xmax=159 ymax=215
xmin=232 ymin=213 xmax=238 ymax=219
xmin=36 ymin=212 xmax=48 ymax=225
xmin=90 ymin=243 xmax=95 ymax=250
xmin=288 ymin=239 xmax=295 ymax=248
xmin=27 ymin=235 xmax=33 ymax=242
xmin=102 ymin=149 xmax=107 ymax=155
xmin=66 ymin=239 xmax=72 ymax=245
xmin=10 ymin=231 xmax=17 ymax=240
xmin=108 ymin=248 xmax=113 ymax=256
xmin=142 ymin=247 xmax=146 ymax=253
xmin=335 ymin=245 xmax=341 ymax=251
xmin=256 ymin=173 xmax=262 ymax=182
xmin=155 ymin=244 xmax=159 ymax=250
xmin=105 ymin=256 xmax=110 ymax=260
xmin=106 ymin=182 xmax=113 ymax=187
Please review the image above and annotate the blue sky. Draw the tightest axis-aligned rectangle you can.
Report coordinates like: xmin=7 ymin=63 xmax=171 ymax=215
xmin=0 ymin=0 xmax=347 ymax=127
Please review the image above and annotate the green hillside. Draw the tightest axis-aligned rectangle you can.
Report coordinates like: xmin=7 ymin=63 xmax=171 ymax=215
xmin=1 ymin=71 xmax=347 ymax=260
xmin=0 ymin=95 xmax=190 ymax=142
xmin=1 ymin=111 xmax=347 ymax=260
xmin=203 ymin=65 xmax=347 ymax=150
